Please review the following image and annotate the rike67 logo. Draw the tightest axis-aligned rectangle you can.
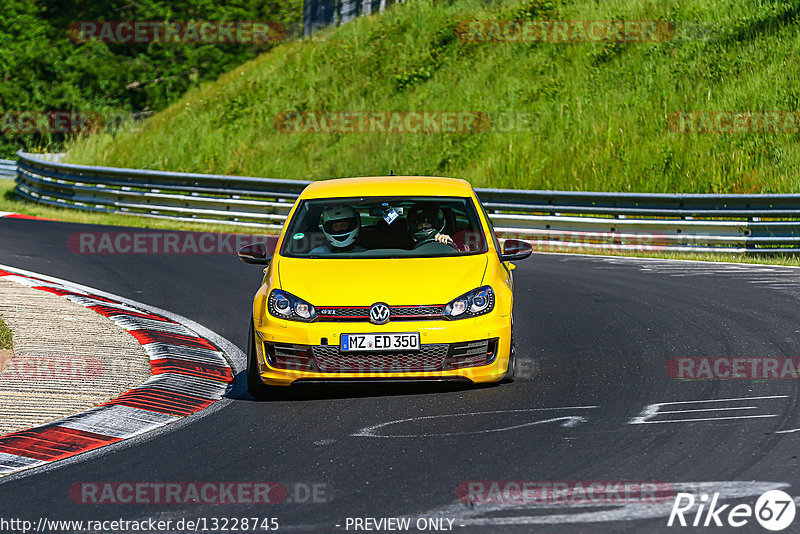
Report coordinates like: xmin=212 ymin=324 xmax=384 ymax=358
xmin=668 ymin=490 xmax=796 ymax=531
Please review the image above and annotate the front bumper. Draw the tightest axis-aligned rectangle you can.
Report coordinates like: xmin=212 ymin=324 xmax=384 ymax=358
xmin=253 ymin=313 xmax=512 ymax=386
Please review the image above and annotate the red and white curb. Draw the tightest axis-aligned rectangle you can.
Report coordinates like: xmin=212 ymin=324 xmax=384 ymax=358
xmin=0 ymin=264 xmax=239 ymax=477
xmin=0 ymin=212 xmax=50 ymax=220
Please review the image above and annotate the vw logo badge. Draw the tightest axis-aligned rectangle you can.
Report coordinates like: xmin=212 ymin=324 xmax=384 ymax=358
xmin=369 ymin=303 xmax=390 ymax=325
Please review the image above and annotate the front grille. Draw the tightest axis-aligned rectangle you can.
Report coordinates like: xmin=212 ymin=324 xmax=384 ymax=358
xmin=313 ymin=345 xmax=449 ymax=372
xmin=316 ymin=305 xmax=445 ymax=322
xmin=319 ymin=307 xmax=369 ymax=318
xmin=443 ymin=339 xmax=492 ymax=370
xmin=391 ymin=306 xmax=446 ymax=317
xmin=270 ymin=343 xmax=314 ymax=371
xmin=264 ymin=338 xmax=499 ymax=374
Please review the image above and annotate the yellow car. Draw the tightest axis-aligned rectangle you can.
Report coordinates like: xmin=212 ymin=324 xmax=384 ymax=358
xmin=238 ymin=176 xmax=532 ymax=397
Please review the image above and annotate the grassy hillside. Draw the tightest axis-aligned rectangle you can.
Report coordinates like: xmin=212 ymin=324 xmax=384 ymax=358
xmin=66 ymin=0 xmax=800 ymax=193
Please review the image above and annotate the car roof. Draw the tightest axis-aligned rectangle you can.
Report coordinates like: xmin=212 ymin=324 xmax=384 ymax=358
xmin=300 ymin=176 xmax=475 ymax=199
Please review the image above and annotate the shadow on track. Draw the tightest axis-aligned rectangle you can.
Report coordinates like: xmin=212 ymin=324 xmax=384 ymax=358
xmin=226 ymin=370 xmax=498 ymax=401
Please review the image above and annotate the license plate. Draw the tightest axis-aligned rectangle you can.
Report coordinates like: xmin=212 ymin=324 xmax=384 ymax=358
xmin=340 ymin=333 xmax=420 ymax=352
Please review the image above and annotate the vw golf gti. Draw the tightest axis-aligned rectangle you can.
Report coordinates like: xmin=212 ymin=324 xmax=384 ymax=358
xmin=238 ymin=176 xmax=532 ymax=397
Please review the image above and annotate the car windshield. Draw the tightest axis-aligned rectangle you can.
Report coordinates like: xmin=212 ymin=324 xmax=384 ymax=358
xmin=281 ymin=196 xmax=489 ymax=258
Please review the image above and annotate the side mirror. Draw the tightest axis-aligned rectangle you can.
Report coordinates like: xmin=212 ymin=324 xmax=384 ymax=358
xmin=500 ymin=239 xmax=533 ymax=262
xmin=238 ymin=243 xmax=272 ymax=265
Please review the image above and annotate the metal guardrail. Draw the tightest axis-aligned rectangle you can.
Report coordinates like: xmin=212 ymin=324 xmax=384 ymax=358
xmin=303 ymin=0 xmax=403 ymax=36
xmin=13 ymin=150 xmax=800 ymax=253
xmin=0 ymin=159 xmax=16 ymax=179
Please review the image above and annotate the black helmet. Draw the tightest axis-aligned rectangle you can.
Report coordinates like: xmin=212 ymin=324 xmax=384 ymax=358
xmin=408 ymin=203 xmax=445 ymax=243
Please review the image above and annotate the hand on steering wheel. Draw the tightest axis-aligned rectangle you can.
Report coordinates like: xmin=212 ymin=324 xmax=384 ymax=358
xmin=413 ymin=234 xmax=459 ymax=250
xmin=435 ymin=233 xmax=459 ymax=250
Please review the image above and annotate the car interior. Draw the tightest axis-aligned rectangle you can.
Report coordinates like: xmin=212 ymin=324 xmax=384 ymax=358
xmin=283 ymin=198 xmax=487 ymax=257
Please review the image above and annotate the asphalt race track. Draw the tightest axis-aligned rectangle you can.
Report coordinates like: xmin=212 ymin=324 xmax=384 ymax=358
xmin=2 ymin=217 xmax=800 ymax=533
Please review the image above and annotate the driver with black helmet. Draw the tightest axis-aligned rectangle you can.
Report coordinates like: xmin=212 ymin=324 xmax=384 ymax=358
xmin=406 ymin=202 xmax=463 ymax=251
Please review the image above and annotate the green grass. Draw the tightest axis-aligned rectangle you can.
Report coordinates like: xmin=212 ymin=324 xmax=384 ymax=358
xmin=1 ymin=179 xmax=275 ymax=235
xmin=0 ymin=316 xmax=11 ymax=350
xmin=65 ymin=0 xmax=800 ymax=193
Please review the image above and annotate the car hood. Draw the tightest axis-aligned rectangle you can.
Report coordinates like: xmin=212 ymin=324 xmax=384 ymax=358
xmin=277 ymin=255 xmax=488 ymax=306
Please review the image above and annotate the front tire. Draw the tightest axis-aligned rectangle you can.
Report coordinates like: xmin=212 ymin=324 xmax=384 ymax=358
xmin=501 ymin=329 xmax=516 ymax=383
xmin=247 ymin=318 xmax=273 ymax=398
xmin=501 ymin=315 xmax=516 ymax=383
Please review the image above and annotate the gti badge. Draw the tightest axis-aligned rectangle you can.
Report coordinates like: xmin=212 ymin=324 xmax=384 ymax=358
xmin=369 ymin=303 xmax=390 ymax=325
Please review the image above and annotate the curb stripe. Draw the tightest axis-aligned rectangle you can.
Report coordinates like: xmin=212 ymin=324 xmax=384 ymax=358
xmin=144 ymin=343 xmax=228 ymax=366
xmin=0 ymin=213 xmax=52 ymax=220
xmin=141 ymin=374 xmax=230 ymax=399
xmin=0 ymin=266 xmax=236 ymax=478
xmin=0 ymin=427 xmax=122 ymax=461
xmin=0 ymin=453 xmax=46 ymax=474
xmin=105 ymin=389 xmax=214 ymax=417
xmin=111 ymin=316 xmax=196 ymax=336
xmin=32 ymin=286 xmax=117 ymax=303
xmin=150 ymin=358 xmax=234 ymax=382
xmin=2 ymin=276 xmax=56 ymax=287
xmin=128 ymin=330 xmax=218 ymax=351
xmin=57 ymin=406 xmax=179 ymax=439
xmin=88 ymin=304 xmax=176 ymax=323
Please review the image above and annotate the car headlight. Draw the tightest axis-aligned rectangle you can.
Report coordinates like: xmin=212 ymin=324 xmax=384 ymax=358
xmin=444 ymin=286 xmax=494 ymax=319
xmin=268 ymin=290 xmax=317 ymax=322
